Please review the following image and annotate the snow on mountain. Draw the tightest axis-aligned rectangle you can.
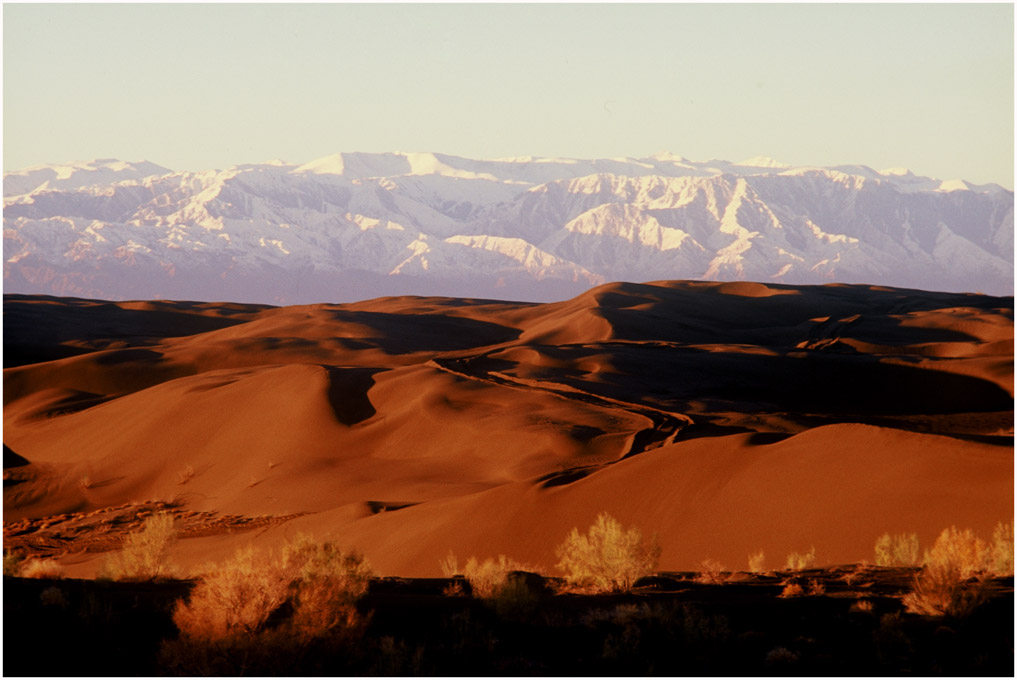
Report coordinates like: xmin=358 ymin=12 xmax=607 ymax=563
xmin=2 ymin=159 xmax=172 ymax=197
xmin=3 ymin=153 xmax=1013 ymax=303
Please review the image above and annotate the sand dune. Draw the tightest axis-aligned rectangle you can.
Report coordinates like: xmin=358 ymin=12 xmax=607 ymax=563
xmin=3 ymin=281 xmax=1012 ymax=577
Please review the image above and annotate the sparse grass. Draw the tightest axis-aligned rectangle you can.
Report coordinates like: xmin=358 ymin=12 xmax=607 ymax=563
xmin=747 ymin=551 xmax=766 ymax=573
xmin=555 ymin=512 xmax=660 ymax=593
xmin=874 ymin=532 xmax=920 ymax=567
xmin=19 ymin=558 xmax=63 ymax=579
xmin=784 ymin=547 xmax=815 ymax=571
xmin=101 ymin=512 xmax=176 ymax=581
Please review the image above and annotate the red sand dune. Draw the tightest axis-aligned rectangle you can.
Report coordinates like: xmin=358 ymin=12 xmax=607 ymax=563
xmin=3 ymin=281 xmax=1013 ymax=577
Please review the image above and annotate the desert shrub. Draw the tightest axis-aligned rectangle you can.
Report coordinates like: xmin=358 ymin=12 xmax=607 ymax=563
xmin=902 ymin=526 xmax=993 ymax=618
xmin=555 ymin=512 xmax=660 ymax=592
xmin=492 ymin=573 xmax=541 ymax=620
xmin=163 ymin=536 xmax=372 ymax=674
xmin=462 ymin=555 xmax=524 ymax=599
xmin=784 ymin=547 xmax=815 ymax=571
xmin=989 ymin=520 xmax=1013 ymax=576
xmin=779 ymin=582 xmax=804 ymax=598
xmin=39 ymin=586 xmax=69 ymax=608
xmin=19 ymin=557 xmax=63 ymax=579
xmin=4 ymin=551 xmax=23 ymax=577
xmin=921 ymin=526 xmax=987 ymax=578
xmin=172 ymin=546 xmax=290 ymax=643
xmin=281 ymin=534 xmax=371 ymax=640
xmin=439 ymin=550 xmax=460 ymax=578
xmin=696 ymin=559 xmax=726 ymax=584
xmin=747 ymin=551 xmax=766 ymax=573
xmin=102 ymin=512 xmax=176 ymax=581
xmin=850 ymin=598 xmax=875 ymax=614
xmin=874 ymin=532 xmax=920 ymax=567
xmin=806 ymin=578 xmax=826 ymax=595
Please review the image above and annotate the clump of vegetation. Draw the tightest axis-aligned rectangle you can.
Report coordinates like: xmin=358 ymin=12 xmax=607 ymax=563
xmin=696 ymin=559 xmax=726 ymax=584
xmin=555 ymin=512 xmax=660 ymax=592
xmin=747 ymin=551 xmax=766 ymax=573
xmin=162 ymin=535 xmax=372 ymax=675
xmin=4 ymin=550 xmax=23 ymax=577
xmin=19 ymin=557 xmax=63 ymax=579
xmin=874 ymin=532 xmax=920 ymax=567
xmin=902 ymin=526 xmax=991 ymax=618
xmin=784 ymin=547 xmax=816 ymax=571
xmin=102 ymin=513 xmax=176 ymax=581
xmin=462 ymin=554 xmax=525 ymax=599
xmin=439 ymin=550 xmax=460 ymax=578
xmin=989 ymin=520 xmax=1013 ymax=576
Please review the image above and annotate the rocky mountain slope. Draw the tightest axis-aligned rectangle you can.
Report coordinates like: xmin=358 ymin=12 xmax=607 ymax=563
xmin=4 ymin=153 xmax=1012 ymax=302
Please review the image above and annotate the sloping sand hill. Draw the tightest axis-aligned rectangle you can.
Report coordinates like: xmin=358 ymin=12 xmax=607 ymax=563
xmin=3 ymin=281 xmax=1012 ymax=576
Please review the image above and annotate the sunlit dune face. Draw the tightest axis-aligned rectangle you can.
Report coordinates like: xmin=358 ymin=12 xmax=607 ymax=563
xmin=2 ymin=281 xmax=1012 ymax=578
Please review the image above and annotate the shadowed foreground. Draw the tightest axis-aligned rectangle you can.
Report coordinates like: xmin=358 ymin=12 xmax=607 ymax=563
xmin=3 ymin=568 xmax=1013 ymax=676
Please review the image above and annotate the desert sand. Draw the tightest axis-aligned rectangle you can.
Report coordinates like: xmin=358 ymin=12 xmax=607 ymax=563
xmin=3 ymin=280 xmax=1013 ymax=577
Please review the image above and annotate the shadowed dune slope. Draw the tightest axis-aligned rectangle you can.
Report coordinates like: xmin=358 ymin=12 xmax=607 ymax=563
xmin=3 ymin=280 xmax=1012 ymax=576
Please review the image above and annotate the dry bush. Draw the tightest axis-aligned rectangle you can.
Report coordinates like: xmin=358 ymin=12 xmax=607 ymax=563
xmin=163 ymin=536 xmax=372 ymax=674
xmin=281 ymin=534 xmax=371 ymax=639
xmin=747 ymin=551 xmax=766 ymax=573
xmin=784 ymin=547 xmax=815 ymax=571
xmin=902 ymin=526 xmax=994 ymax=618
xmin=439 ymin=550 xmax=460 ymax=578
xmin=39 ymin=586 xmax=69 ymax=608
xmin=462 ymin=555 xmax=524 ymax=599
xmin=555 ymin=512 xmax=660 ymax=592
xmin=806 ymin=578 xmax=826 ymax=595
xmin=874 ymin=532 xmax=921 ymax=567
xmin=989 ymin=520 xmax=1013 ymax=576
xmin=778 ymin=582 xmax=805 ymax=598
xmin=173 ymin=546 xmax=290 ymax=642
xmin=696 ymin=559 xmax=726 ymax=584
xmin=4 ymin=551 xmax=23 ymax=577
xmin=19 ymin=558 xmax=63 ymax=579
xmin=102 ymin=512 xmax=176 ymax=581
xmin=850 ymin=599 xmax=875 ymax=614
xmin=902 ymin=563 xmax=989 ymax=618
xmin=921 ymin=526 xmax=987 ymax=578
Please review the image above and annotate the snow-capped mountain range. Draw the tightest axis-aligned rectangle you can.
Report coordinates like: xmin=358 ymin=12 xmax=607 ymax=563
xmin=3 ymin=152 xmax=1013 ymax=303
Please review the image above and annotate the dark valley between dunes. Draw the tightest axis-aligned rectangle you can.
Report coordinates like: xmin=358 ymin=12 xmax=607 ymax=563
xmin=3 ymin=279 xmax=1014 ymax=675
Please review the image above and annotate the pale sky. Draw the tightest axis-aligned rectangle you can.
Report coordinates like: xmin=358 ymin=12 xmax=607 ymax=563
xmin=3 ymin=3 xmax=1014 ymax=187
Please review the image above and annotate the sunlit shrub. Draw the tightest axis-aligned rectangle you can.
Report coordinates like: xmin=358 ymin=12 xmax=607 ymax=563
xmin=19 ymin=557 xmax=63 ymax=579
xmin=462 ymin=554 xmax=524 ymax=599
xmin=555 ymin=512 xmax=660 ymax=592
xmin=874 ymin=532 xmax=920 ymax=567
xmin=784 ymin=547 xmax=815 ymax=571
xmin=162 ymin=536 xmax=372 ymax=674
xmin=989 ymin=521 xmax=1013 ymax=576
xmin=102 ymin=513 xmax=176 ymax=581
xmin=696 ymin=559 xmax=726 ymax=584
xmin=902 ymin=526 xmax=992 ymax=618
xmin=747 ymin=551 xmax=766 ymax=573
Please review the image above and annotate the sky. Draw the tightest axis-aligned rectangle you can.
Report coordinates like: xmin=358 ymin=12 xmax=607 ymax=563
xmin=3 ymin=3 xmax=1014 ymax=188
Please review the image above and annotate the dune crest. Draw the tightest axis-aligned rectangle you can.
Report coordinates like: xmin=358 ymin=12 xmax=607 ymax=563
xmin=3 ymin=281 xmax=1012 ymax=576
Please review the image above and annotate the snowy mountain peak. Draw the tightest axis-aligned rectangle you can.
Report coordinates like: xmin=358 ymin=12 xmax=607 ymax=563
xmin=3 ymin=152 xmax=1012 ymax=303
xmin=735 ymin=156 xmax=791 ymax=169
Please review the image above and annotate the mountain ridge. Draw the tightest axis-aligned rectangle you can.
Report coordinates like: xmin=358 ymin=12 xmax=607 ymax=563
xmin=4 ymin=152 xmax=1013 ymax=303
